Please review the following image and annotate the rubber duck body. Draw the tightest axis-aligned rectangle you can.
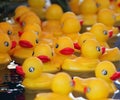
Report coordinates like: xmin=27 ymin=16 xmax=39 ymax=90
xmin=33 ymin=43 xmax=61 ymax=73
xmin=62 ymin=39 xmax=105 ymax=74
xmin=34 ymin=72 xmax=74 ymax=100
xmin=16 ymin=57 xmax=54 ymax=90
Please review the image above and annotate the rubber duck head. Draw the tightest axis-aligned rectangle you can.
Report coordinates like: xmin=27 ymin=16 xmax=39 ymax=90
xmin=0 ymin=33 xmax=12 ymax=53
xmin=96 ymin=0 xmax=110 ymax=11
xmin=90 ymin=23 xmax=113 ymax=42
xmin=33 ymin=43 xmax=53 ymax=63
xmin=16 ymin=57 xmax=43 ymax=78
xmin=78 ymin=32 xmax=96 ymax=47
xmin=79 ymin=0 xmax=98 ymax=14
xmin=95 ymin=61 xmax=117 ymax=83
xmin=84 ymin=78 xmax=110 ymax=100
xmin=14 ymin=5 xmax=30 ymax=22
xmin=22 ymin=23 xmax=42 ymax=37
xmin=45 ymin=4 xmax=63 ymax=20
xmin=0 ymin=22 xmax=13 ymax=36
xmin=97 ymin=8 xmax=116 ymax=27
xmin=81 ymin=39 xmax=106 ymax=59
xmin=51 ymin=72 xmax=75 ymax=95
xmin=19 ymin=11 xmax=41 ymax=27
xmin=19 ymin=31 xmax=39 ymax=48
xmin=61 ymin=17 xmax=81 ymax=35
xmin=54 ymin=36 xmax=75 ymax=56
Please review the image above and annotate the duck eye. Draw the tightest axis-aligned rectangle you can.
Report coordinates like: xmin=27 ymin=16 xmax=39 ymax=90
xmin=51 ymin=52 xmax=54 ymax=56
xmin=7 ymin=30 xmax=12 ymax=35
xmin=103 ymin=30 xmax=108 ymax=35
xmin=32 ymin=51 xmax=34 ymax=56
xmin=36 ymin=39 xmax=39 ymax=44
xmin=96 ymin=46 xmax=100 ymax=52
xmin=83 ymin=40 xmax=86 ymax=43
xmin=4 ymin=41 xmax=9 ymax=47
xmin=22 ymin=22 xmax=25 ymax=26
xmin=86 ymin=87 xmax=91 ymax=93
xmin=102 ymin=70 xmax=107 ymax=75
xmin=55 ymin=44 xmax=59 ymax=48
xmin=96 ymin=3 xmax=100 ymax=8
xmin=35 ymin=31 xmax=39 ymax=35
xmin=29 ymin=67 xmax=34 ymax=72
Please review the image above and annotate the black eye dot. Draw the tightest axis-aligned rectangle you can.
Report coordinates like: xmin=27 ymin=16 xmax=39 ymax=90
xmin=4 ymin=41 xmax=9 ymax=47
xmin=22 ymin=22 xmax=25 ymax=26
xmin=96 ymin=46 xmax=100 ymax=52
xmin=55 ymin=44 xmax=59 ymax=48
xmin=32 ymin=51 xmax=34 ymax=56
xmin=96 ymin=3 xmax=100 ymax=7
xmin=102 ymin=70 xmax=107 ymax=75
xmin=83 ymin=40 xmax=86 ymax=43
xmin=36 ymin=39 xmax=39 ymax=44
xmin=29 ymin=67 xmax=34 ymax=72
xmin=103 ymin=30 xmax=108 ymax=35
xmin=51 ymin=52 xmax=53 ymax=56
xmin=7 ymin=30 xmax=12 ymax=35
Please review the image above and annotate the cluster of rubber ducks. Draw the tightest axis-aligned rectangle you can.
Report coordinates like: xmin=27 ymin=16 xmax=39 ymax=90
xmin=1 ymin=0 xmax=120 ymax=100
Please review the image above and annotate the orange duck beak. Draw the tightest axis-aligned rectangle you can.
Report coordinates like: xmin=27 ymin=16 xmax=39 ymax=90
xmin=19 ymin=40 xmax=33 ymax=48
xmin=15 ymin=17 xmax=20 ymax=23
xmin=16 ymin=66 xmax=25 ymax=76
xmin=74 ymin=42 xmax=81 ymax=50
xmin=60 ymin=47 xmax=74 ymax=55
xmin=37 ymin=55 xmax=51 ymax=63
xmin=18 ymin=31 xmax=23 ymax=37
xmin=101 ymin=47 xmax=106 ymax=54
xmin=80 ymin=19 xmax=83 ymax=26
xmin=108 ymin=30 xmax=113 ymax=38
xmin=11 ymin=40 xmax=17 ymax=49
xmin=84 ymin=86 xmax=89 ymax=94
xmin=117 ymin=3 xmax=120 ymax=7
xmin=110 ymin=72 xmax=120 ymax=81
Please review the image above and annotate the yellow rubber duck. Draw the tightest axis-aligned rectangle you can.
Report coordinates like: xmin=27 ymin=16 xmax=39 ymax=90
xmin=62 ymin=39 xmax=105 ymax=73
xmin=60 ymin=11 xmax=82 ymax=48
xmin=97 ymin=8 xmax=119 ymax=35
xmin=53 ymin=36 xmax=76 ymax=66
xmin=90 ymin=23 xmax=113 ymax=48
xmin=14 ymin=5 xmax=30 ymax=23
xmin=99 ymin=47 xmax=120 ymax=62
xmin=79 ymin=0 xmax=98 ymax=26
xmin=13 ymin=31 xmax=39 ymax=64
xmin=73 ymin=76 xmax=111 ymax=100
xmin=95 ymin=61 xmax=118 ymax=94
xmin=0 ymin=33 xmax=13 ymax=70
xmin=16 ymin=56 xmax=54 ymax=90
xmin=33 ymin=43 xmax=61 ymax=73
xmin=34 ymin=72 xmax=74 ymax=100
